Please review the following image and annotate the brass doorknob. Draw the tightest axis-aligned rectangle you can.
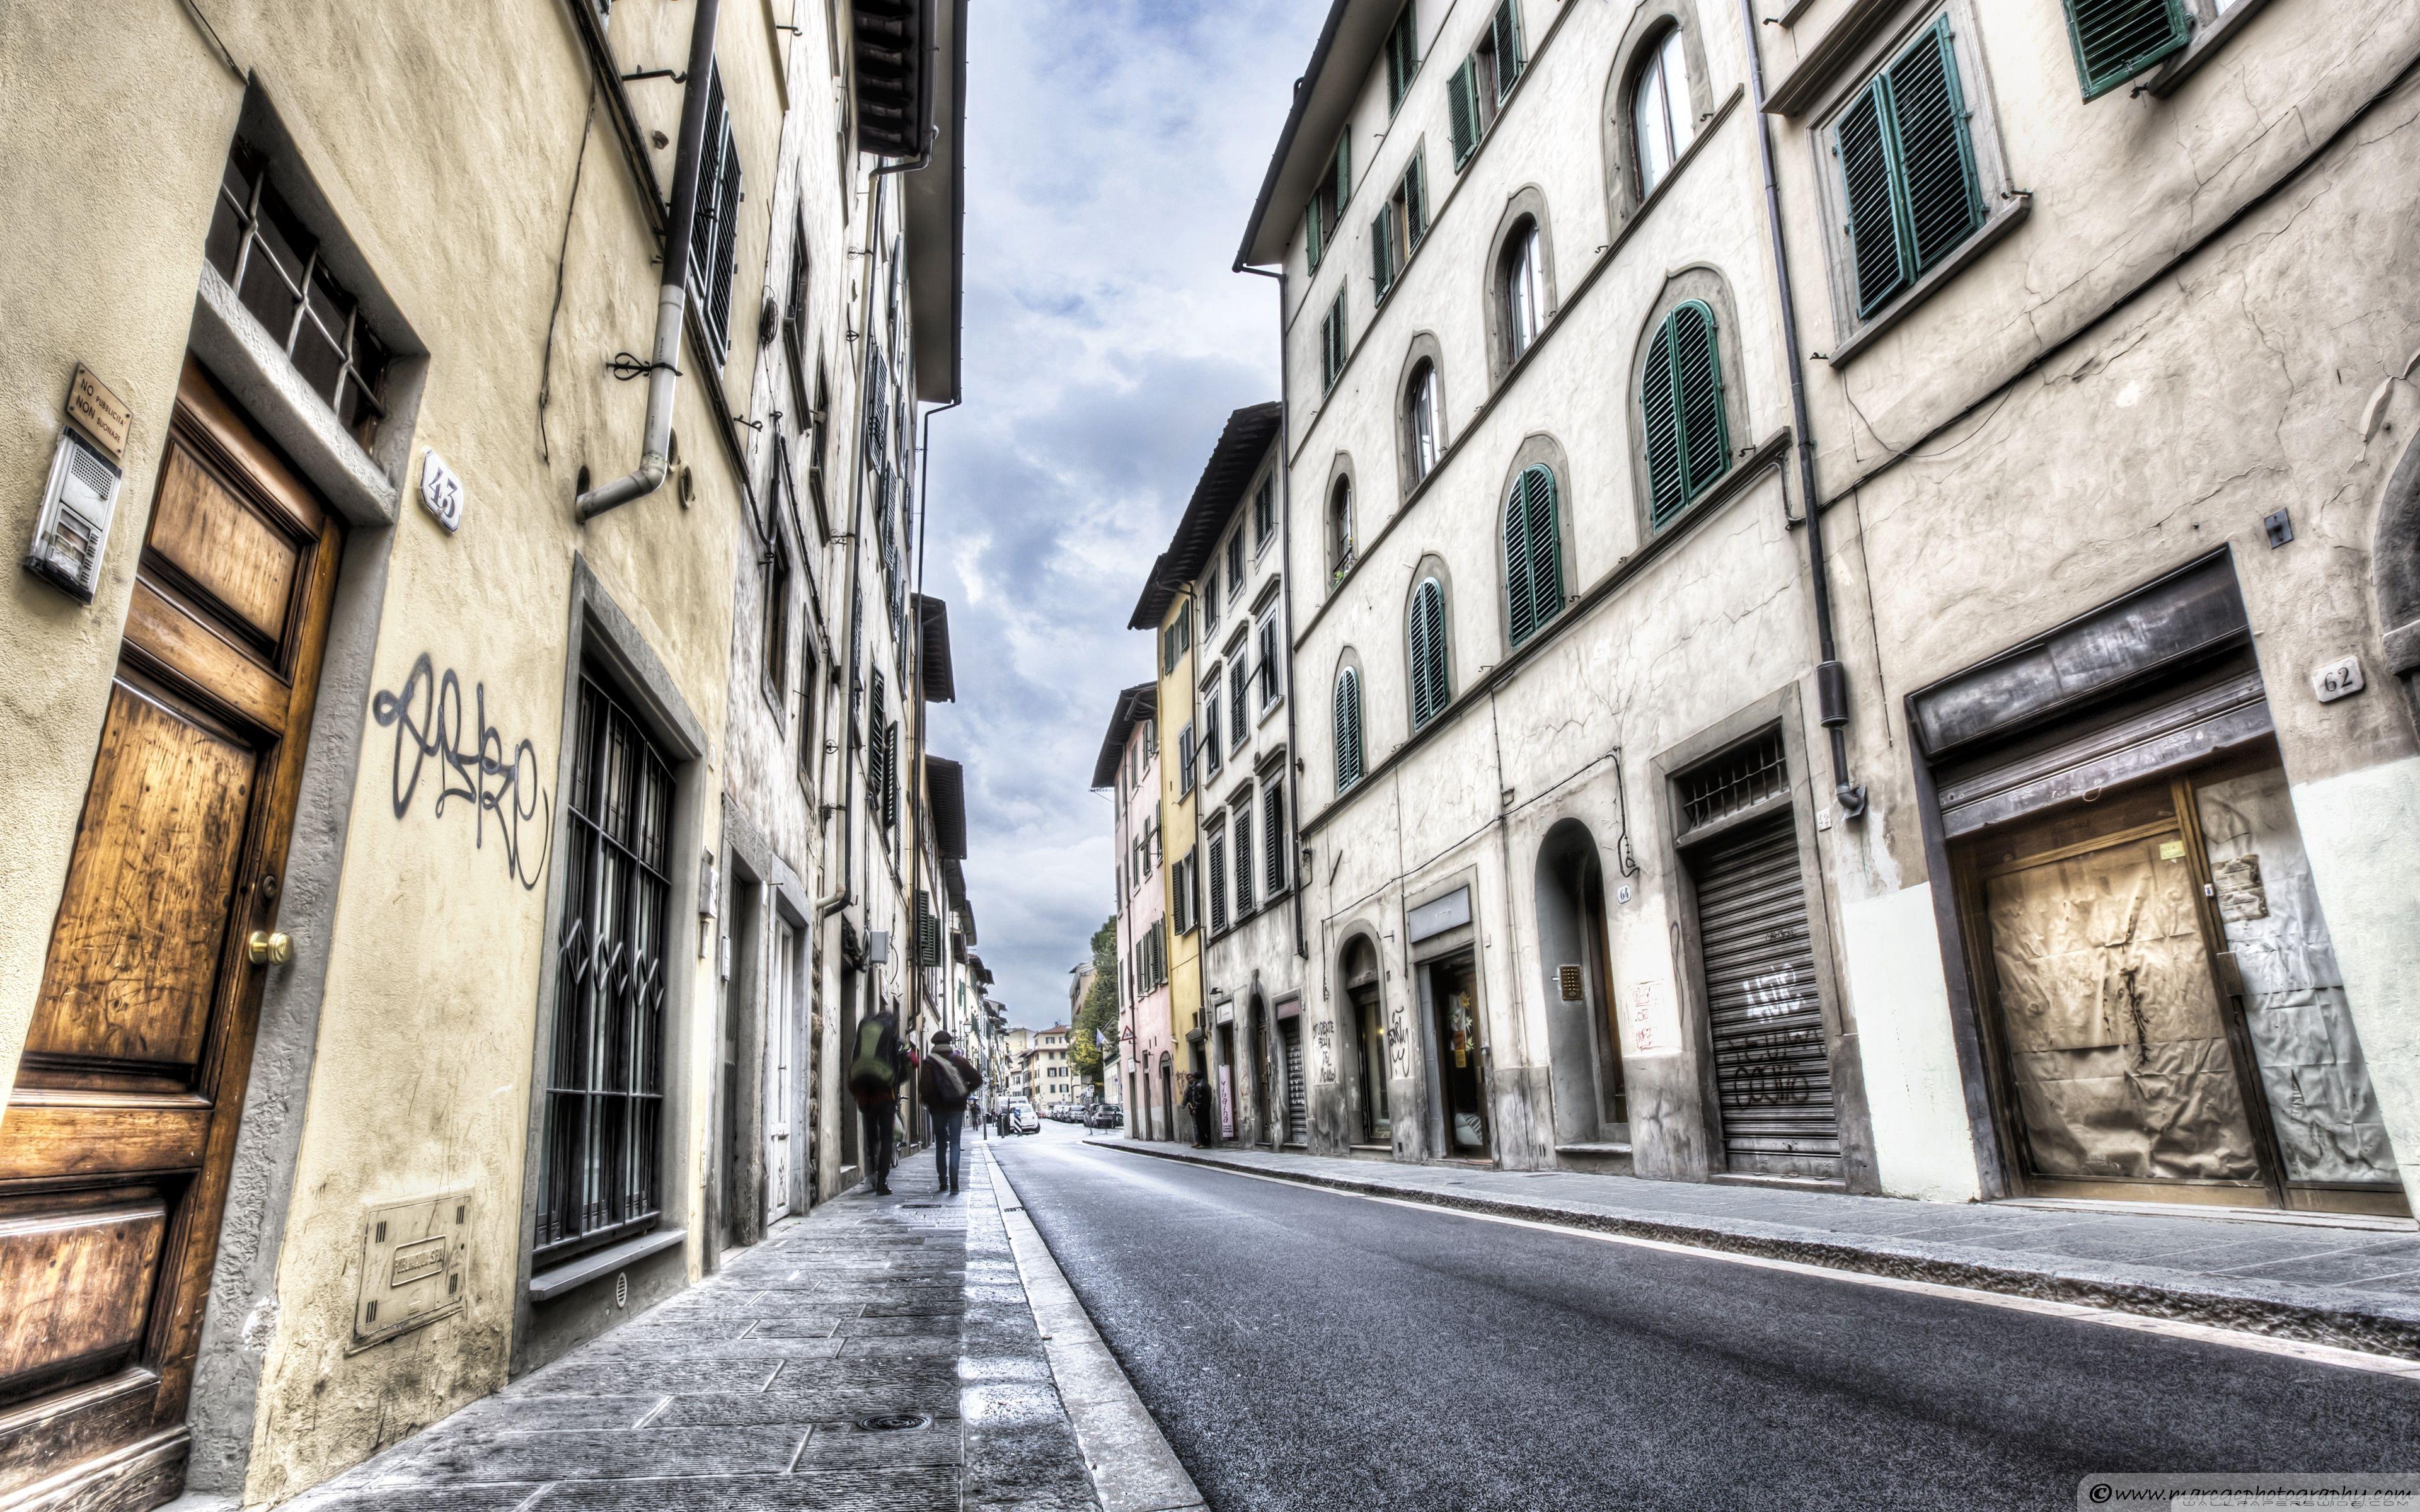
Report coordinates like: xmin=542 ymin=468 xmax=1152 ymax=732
xmin=247 ymin=931 xmax=293 ymax=966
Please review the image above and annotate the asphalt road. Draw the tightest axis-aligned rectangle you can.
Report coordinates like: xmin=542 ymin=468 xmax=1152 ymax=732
xmin=992 ymin=1125 xmax=2420 ymax=1512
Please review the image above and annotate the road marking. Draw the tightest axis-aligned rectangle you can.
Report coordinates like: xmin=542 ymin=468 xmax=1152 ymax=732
xmin=1105 ymin=1151 xmax=2420 ymax=1383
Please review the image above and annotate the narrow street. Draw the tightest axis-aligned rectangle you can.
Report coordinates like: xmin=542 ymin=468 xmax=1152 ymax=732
xmin=993 ymin=1125 xmax=2420 ymax=1512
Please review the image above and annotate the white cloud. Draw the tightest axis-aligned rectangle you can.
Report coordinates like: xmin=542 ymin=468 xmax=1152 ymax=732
xmin=922 ymin=0 xmax=1321 ymax=1031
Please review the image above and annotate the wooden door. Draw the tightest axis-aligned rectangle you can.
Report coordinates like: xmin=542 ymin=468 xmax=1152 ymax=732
xmin=0 ymin=358 xmax=343 ymax=1507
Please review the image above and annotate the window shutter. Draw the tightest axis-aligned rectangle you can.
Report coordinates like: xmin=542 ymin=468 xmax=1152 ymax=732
xmin=865 ymin=350 xmax=888 ymax=451
xmin=1641 ymin=318 xmax=1684 ymax=524
xmin=1491 ymin=0 xmax=1523 ymax=98
xmin=1306 ymin=199 xmax=1325 ymax=270
xmin=1371 ymin=208 xmax=1393 ymax=297
xmin=1886 ymin=20 xmax=1985 ymax=274
xmin=1334 ymin=668 xmax=1364 ymax=792
xmin=705 ymin=111 xmax=742 ymax=357
xmin=1264 ymin=783 xmax=1286 ymax=893
xmin=1834 ymin=86 xmax=1908 ymax=316
xmin=1234 ymin=809 xmax=1253 ymax=912
xmin=1405 ymin=154 xmax=1429 ymax=246
xmin=1231 ymin=660 xmax=1248 ymax=743
xmin=1410 ymin=578 xmax=1448 ymax=726
xmin=1522 ymin=467 xmax=1562 ymax=637
xmin=1503 ymin=479 xmax=1535 ymax=646
xmin=2064 ymin=0 xmax=2189 ymax=100
xmin=1673 ymin=301 xmax=1730 ymax=510
xmin=1334 ymin=132 xmax=1351 ymax=208
xmin=1209 ymin=833 xmax=1229 ymax=933
xmin=1448 ymin=60 xmax=1479 ymax=167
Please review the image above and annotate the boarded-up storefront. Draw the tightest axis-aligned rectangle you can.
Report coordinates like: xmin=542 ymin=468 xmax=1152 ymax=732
xmin=1920 ymin=554 xmax=2404 ymax=1215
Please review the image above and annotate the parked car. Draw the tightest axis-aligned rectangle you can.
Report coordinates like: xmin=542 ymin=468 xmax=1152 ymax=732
xmin=1006 ymin=1101 xmax=1039 ymax=1135
xmin=1086 ymin=1105 xmax=1123 ymax=1130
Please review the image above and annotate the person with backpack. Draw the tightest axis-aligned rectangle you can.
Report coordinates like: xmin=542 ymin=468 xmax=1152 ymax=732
xmin=847 ymin=1007 xmax=909 ymax=1195
xmin=916 ymin=1029 xmax=984 ymax=1194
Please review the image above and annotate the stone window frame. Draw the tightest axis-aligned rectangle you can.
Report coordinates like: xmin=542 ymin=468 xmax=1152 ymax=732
xmin=1395 ymin=332 xmax=1451 ymax=501
xmin=1493 ymin=432 xmax=1580 ymax=655
xmin=1331 ymin=647 xmax=1369 ymax=796
xmin=1324 ymin=452 xmax=1361 ymax=595
xmin=1802 ymin=0 xmax=2025 ymax=367
xmin=1624 ymin=266 xmax=1754 ymax=544
xmin=1600 ymin=4 xmax=1717 ymax=237
xmin=1482 ymin=186 xmax=1560 ymax=389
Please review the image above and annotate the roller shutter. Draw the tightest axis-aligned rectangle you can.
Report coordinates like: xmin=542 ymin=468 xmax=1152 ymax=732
xmin=1692 ymin=814 xmax=1839 ymax=1178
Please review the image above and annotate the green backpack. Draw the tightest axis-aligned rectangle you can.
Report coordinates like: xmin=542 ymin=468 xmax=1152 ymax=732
xmin=849 ymin=1017 xmax=898 ymax=1096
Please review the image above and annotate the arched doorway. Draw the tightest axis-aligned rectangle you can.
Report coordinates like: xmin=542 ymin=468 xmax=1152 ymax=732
xmin=1340 ymin=936 xmax=1391 ymax=1146
xmin=1534 ymin=819 xmax=1628 ymax=1148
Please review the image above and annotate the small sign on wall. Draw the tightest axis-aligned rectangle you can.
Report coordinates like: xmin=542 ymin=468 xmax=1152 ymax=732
xmin=420 ymin=450 xmax=464 ymax=533
xmin=1627 ymin=979 xmax=1683 ymax=1059
xmin=2312 ymin=655 xmax=2364 ymax=704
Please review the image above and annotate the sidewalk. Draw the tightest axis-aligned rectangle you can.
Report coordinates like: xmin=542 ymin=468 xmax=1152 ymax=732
xmin=1096 ymin=1136 xmax=2420 ymax=1361
xmin=280 ymin=1145 xmax=1110 ymax=1511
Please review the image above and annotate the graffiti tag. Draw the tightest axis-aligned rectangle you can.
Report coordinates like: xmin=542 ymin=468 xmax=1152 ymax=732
xmin=371 ymin=652 xmax=552 ymax=890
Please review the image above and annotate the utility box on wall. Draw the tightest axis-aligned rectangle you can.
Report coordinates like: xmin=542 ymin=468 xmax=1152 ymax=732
xmin=352 ymin=1191 xmax=471 ymax=1352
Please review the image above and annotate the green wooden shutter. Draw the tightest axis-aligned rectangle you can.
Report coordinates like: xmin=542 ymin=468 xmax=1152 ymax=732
xmin=1835 ymin=85 xmax=1908 ymax=316
xmin=1672 ymin=301 xmax=1730 ymax=507
xmin=1208 ymin=833 xmax=1228 ymax=932
xmin=1491 ymin=0 xmax=1523 ymax=98
xmin=2065 ymin=0 xmax=2189 ymax=100
xmin=1640 ymin=321 xmax=1683 ymax=524
xmin=1503 ymin=478 xmax=1536 ymax=645
xmin=1521 ymin=466 xmax=1562 ymax=636
xmin=1410 ymin=578 xmax=1448 ymax=727
xmin=1886 ymin=20 xmax=1985 ymax=273
xmin=1335 ymin=133 xmax=1352 ymax=209
xmin=1448 ymin=59 xmax=1479 ymax=167
xmin=1306 ymin=197 xmax=1325 ymax=270
xmin=1371 ymin=207 xmax=1393 ymax=297
xmin=1334 ymin=668 xmax=1364 ymax=791
xmin=1405 ymin=154 xmax=1429 ymax=245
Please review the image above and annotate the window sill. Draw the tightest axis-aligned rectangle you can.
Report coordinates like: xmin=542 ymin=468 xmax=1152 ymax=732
xmin=1823 ymin=194 xmax=2032 ymax=369
xmin=2148 ymin=0 xmax=2279 ymax=98
xmin=529 ymin=1226 xmax=685 ymax=1302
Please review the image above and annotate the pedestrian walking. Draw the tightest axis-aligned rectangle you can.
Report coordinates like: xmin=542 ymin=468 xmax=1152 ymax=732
xmin=1184 ymin=1072 xmax=1214 ymax=1148
xmin=846 ymin=1007 xmax=908 ymax=1195
xmin=917 ymin=1030 xmax=984 ymax=1194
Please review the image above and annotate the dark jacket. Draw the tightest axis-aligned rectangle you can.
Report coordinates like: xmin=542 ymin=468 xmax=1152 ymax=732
xmin=917 ymin=1050 xmax=983 ymax=1112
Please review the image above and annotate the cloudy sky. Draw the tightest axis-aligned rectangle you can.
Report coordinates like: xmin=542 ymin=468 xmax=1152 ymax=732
xmin=921 ymin=1 xmax=1325 ymax=1031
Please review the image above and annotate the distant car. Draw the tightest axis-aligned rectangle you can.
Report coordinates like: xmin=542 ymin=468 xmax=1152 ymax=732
xmin=1086 ymin=1106 xmax=1122 ymax=1130
xmin=1007 ymin=1102 xmax=1039 ymax=1135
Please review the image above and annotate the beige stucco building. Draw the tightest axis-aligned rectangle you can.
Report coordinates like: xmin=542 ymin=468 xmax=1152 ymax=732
xmin=0 ymin=1 xmax=969 ymax=1506
xmin=1243 ymin=0 xmax=2420 ymax=1222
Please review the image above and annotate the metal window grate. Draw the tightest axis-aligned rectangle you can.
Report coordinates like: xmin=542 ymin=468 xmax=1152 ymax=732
xmin=205 ymin=139 xmax=389 ymax=446
xmin=537 ymin=673 xmax=676 ymax=1266
xmin=1678 ymin=730 xmax=1788 ymax=834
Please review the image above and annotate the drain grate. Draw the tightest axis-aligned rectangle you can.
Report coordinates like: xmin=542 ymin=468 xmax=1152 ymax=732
xmin=858 ymin=1414 xmax=932 ymax=1432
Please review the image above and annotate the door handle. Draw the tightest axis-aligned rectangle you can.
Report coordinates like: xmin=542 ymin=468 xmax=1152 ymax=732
xmin=247 ymin=931 xmax=294 ymax=966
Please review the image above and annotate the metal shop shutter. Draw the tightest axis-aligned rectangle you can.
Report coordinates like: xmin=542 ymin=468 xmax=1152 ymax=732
xmin=1279 ymin=1019 xmax=1307 ymax=1146
xmin=1692 ymin=814 xmax=1840 ymax=1177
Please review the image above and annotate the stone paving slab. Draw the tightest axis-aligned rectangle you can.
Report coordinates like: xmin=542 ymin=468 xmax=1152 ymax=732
xmin=280 ymin=1152 xmax=1104 ymax=1511
xmin=1097 ymin=1135 xmax=2420 ymax=1360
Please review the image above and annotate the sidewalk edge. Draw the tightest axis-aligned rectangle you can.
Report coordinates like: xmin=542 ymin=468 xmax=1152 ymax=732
xmin=1098 ymin=1140 xmax=2420 ymax=1363
xmin=983 ymin=1147 xmax=1207 ymax=1512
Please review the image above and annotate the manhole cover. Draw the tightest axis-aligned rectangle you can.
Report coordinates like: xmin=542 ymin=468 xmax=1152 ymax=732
xmin=858 ymin=1414 xmax=933 ymax=1433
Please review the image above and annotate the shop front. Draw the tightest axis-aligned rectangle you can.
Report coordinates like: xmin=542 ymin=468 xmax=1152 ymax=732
xmin=1916 ymin=554 xmax=2406 ymax=1215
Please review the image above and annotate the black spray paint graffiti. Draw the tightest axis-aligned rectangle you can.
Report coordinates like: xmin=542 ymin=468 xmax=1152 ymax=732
xmin=371 ymin=652 xmax=552 ymax=890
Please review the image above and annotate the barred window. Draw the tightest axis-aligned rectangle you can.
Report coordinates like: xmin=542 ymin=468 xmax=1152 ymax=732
xmin=537 ymin=673 xmax=675 ymax=1266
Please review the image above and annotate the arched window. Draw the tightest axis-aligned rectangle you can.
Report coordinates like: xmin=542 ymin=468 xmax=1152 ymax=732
xmin=1640 ymin=299 xmax=1730 ymax=529
xmin=1328 ymin=477 xmax=1356 ymax=583
xmin=1502 ymin=464 xmax=1564 ymax=646
xmin=1631 ymin=26 xmax=1695 ymax=197
xmin=1499 ymin=219 xmax=1544 ymax=364
xmin=1408 ymin=576 xmax=1451 ymax=728
xmin=1333 ymin=665 xmax=1366 ymax=793
xmin=1405 ymin=360 xmax=1443 ymax=484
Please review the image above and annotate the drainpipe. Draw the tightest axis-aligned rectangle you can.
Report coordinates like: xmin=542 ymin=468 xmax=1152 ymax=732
xmin=1236 ymin=261 xmax=1309 ymax=958
xmin=1738 ymin=0 xmax=1867 ymax=820
xmin=904 ymin=394 xmax=962 ymax=1022
xmin=577 ymin=0 xmax=723 ymax=523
